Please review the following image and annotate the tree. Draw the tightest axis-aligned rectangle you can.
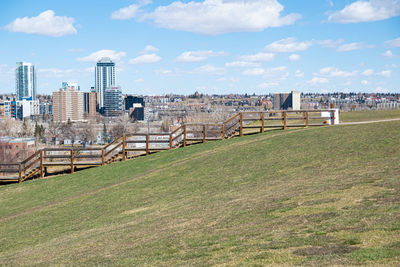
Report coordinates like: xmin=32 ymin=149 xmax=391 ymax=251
xmin=102 ymin=123 xmax=108 ymax=144
xmin=160 ymin=118 xmax=170 ymax=132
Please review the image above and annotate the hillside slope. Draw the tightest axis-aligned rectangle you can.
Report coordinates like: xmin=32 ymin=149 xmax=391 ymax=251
xmin=0 ymin=121 xmax=399 ymax=266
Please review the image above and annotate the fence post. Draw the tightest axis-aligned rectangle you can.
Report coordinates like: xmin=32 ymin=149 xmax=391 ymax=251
xmin=122 ymin=135 xmax=126 ymax=161
xmin=40 ymin=150 xmax=44 ymax=178
xmin=18 ymin=163 xmax=22 ymax=183
xmin=221 ymin=124 xmax=225 ymax=140
xmin=146 ymin=134 xmax=149 ymax=155
xmin=305 ymin=112 xmax=309 ymax=127
xmin=239 ymin=113 xmax=243 ymax=137
xmin=282 ymin=112 xmax=287 ymax=130
xmin=260 ymin=112 xmax=265 ymax=133
xmin=70 ymin=150 xmax=74 ymax=174
xmin=169 ymin=133 xmax=173 ymax=149
xmin=202 ymin=125 xmax=206 ymax=143
xmin=183 ymin=125 xmax=187 ymax=147
xmin=331 ymin=110 xmax=335 ymax=125
xmin=101 ymin=148 xmax=105 ymax=166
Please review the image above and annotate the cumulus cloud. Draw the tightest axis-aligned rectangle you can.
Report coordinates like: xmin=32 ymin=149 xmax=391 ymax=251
xmin=295 ymin=69 xmax=304 ymax=77
xmin=242 ymin=66 xmax=288 ymax=81
xmin=337 ymin=42 xmax=375 ymax=52
xmin=375 ymin=86 xmax=389 ymax=93
xmin=38 ymin=67 xmax=92 ymax=78
xmin=129 ymin=53 xmax=161 ymax=64
xmin=289 ymin=54 xmax=300 ymax=61
xmin=361 ymin=69 xmax=374 ymax=76
xmin=382 ymin=50 xmax=393 ymax=57
xmin=328 ymin=0 xmax=400 ymax=23
xmin=193 ymin=64 xmax=226 ymax=75
xmin=242 ymin=68 xmax=265 ymax=76
xmin=361 ymin=80 xmax=369 ymax=85
xmin=317 ymin=67 xmax=357 ymax=77
xmin=176 ymin=50 xmax=228 ymax=62
xmin=225 ymin=61 xmax=261 ymax=67
xmin=385 ymin=37 xmax=400 ymax=47
xmin=77 ymin=50 xmax=126 ymax=62
xmin=111 ymin=0 xmax=151 ymax=20
xmin=378 ymin=70 xmax=391 ymax=77
xmin=240 ymin=52 xmax=275 ymax=62
xmin=265 ymin=37 xmax=312 ymax=52
xmin=122 ymin=0 xmax=300 ymax=35
xmin=307 ymin=77 xmax=329 ymax=84
xmin=141 ymin=45 xmax=159 ymax=53
xmin=5 ymin=10 xmax=77 ymax=37
xmin=257 ymin=82 xmax=280 ymax=88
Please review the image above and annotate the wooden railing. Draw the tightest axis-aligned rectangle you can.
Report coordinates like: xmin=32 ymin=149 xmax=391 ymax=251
xmin=0 ymin=109 xmax=337 ymax=183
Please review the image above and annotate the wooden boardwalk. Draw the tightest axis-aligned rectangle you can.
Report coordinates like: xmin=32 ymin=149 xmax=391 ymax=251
xmin=0 ymin=110 xmax=336 ymax=183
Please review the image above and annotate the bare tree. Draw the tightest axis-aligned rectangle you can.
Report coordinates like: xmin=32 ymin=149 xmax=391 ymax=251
xmin=160 ymin=118 xmax=170 ymax=132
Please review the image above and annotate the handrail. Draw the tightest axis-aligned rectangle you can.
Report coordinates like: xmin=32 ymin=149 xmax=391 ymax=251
xmin=170 ymin=125 xmax=183 ymax=135
xmin=20 ymin=150 xmax=41 ymax=165
xmin=104 ymin=137 xmax=123 ymax=150
xmin=104 ymin=141 xmax=123 ymax=157
xmin=223 ymin=113 xmax=240 ymax=125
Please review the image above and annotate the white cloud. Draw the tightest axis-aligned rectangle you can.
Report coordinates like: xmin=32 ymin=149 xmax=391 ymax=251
xmin=375 ymin=86 xmax=389 ymax=93
xmin=111 ymin=0 xmax=151 ymax=20
xmin=193 ymin=64 xmax=226 ymax=75
xmin=378 ymin=70 xmax=391 ymax=77
xmin=307 ymin=77 xmax=329 ymax=84
xmin=242 ymin=68 xmax=265 ymax=76
xmin=129 ymin=53 xmax=161 ymax=64
xmin=135 ymin=0 xmax=301 ymax=35
xmin=385 ymin=37 xmax=400 ymax=47
xmin=134 ymin=78 xmax=144 ymax=83
xmin=361 ymin=80 xmax=369 ymax=85
xmin=265 ymin=37 xmax=312 ymax=52
xmin=225 ymin=61 xmax=261 ymax=67
xmin=77 ymin=50 xmax=126 ymax=62
xmin=295 ymin=69 xmax=304 ymax=77
xmin=337 ymin=42 xmax=375 ymax=52
xmin=315 ymin=39 xmax=345 ymax=48
xmin=289 ymin=54 xmax=300 ymax=61
xmin=5 ymin=10 xmax=77 ymax=37
xmin=176 ymin=50 xmax=228 ymax=62
xmin=141 ymin=45 xmax=159 ymax=53
xmin=240 ymin=52 xmax=275 ymax=62
xmin=257 ymin=82 xmax=279 ymax=88
xmin=317 ymin=67 xmax=357 ymax=77
xmin=328 ymin=0 xmax=400 ymax=23
xmin=361 ymin=69 xmax=374 ymax=76
xmin=38 ymin=68 xmax=92 ymax=78
xmin=382 ymin=50 xmax=393 ymax=57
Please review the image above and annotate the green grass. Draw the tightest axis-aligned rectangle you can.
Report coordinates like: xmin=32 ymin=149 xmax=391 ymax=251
xmin=339 ymin=109 xmax=400 ymax=122
xmin=0 ymin=121 xmax=399 ymax=266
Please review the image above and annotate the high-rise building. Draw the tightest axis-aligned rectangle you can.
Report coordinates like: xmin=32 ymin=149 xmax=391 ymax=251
xmin=16 ymin=62 xmax=36 ymax=100
xmin=52 ymin=87 xmax=84 ymax=122
xmin=272 ymin=91 xmax=301 ymax=110
xmin=95 ymin=57 xmax=116 ymax=110
xmin=84 ymin=92 xmax=98 ymax=118
xmin=62 ymin=81 xmax=80 ymax=91
xmin=104 ymin=86 xmax=122 ymax=117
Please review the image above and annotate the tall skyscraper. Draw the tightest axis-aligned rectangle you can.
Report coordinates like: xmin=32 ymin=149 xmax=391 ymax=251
xmin=95 ymin=57 xmax=116 ymax=109
xmin=104 ymin=86 xmax=122 ymax=117
xmin=16 ymin=62 xmax=36 ymax=100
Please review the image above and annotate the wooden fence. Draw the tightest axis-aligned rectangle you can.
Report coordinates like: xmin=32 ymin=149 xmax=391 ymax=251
xmin=0 ymin=109 xmax=336 ymax=183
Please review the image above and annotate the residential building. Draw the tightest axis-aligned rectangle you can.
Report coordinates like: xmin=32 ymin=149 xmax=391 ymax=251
xmin=52 ymin=87 xmax=84 ymax=122
xmin=16 ymin=62 xmax=36 ymax=100
xmin=62 ymin=81 xmax=80 ymax=91
xmin=84 ymin=92 xmax=98 ymax=117
xmin=95 ymin=57 xmax=116 ymax=110
xmin=0 ymin=137 xmax=36 ymax=163
xmin=125 ymin=95 xmax=145 ymax=120
xmin=273 ymin=91 xmax=301 ymax=110
xmin=104 ymin=86 xmax=122 ymax=117
xmin=4 ymin=97 xmax=39 ymax=119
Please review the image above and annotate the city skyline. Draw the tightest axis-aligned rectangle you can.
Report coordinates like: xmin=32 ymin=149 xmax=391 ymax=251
xmin=0 ymin=0 xmax=399 ymax=95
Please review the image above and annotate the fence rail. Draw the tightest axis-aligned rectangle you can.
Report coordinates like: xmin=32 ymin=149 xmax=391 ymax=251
xmin=0 ymin=110 xmax=337 ymax=183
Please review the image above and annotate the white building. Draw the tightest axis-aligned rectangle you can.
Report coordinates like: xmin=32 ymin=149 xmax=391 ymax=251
xmin=16 ymin=62 xmax=36 ymax=100
xmin=62 ymin=81 xmax=80 ymax=91
xmin=95 ymin=57 xmax=116 ymax=109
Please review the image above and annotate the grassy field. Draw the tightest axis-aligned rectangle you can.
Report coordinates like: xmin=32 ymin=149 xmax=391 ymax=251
xmin=339 ymin=109 xmax=400 ymax=122
xmin=0 ymin=121 xmax=399 ymax=265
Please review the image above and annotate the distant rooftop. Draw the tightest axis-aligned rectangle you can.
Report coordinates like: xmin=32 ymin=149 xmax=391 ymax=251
xmin=98 ymin=57 xmax=113 ymax=63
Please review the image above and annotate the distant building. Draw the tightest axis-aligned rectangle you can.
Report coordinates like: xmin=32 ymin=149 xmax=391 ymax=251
xmin=125 ymin=95 xmax=144 ymax=120
xmin=16 ymin=62 xmax=36 ymax=100
xmin=62 ymin=81 xmax=80 ymax=91
xmin=273 ymin=91 xmax=301 ymax=110
xmin=52 ymin=87 xmax=84 ymax=122
xmin=95 ymin=57 xmax=116 ymax=109
xmin=104 ymin=86 xmax=122 ymax=117
xmin=84 ymin=92 xmax=98 ymax=118
xmin=0 ymin=137 xmax=36 ymax=163
xmin=4 ymin=97 xmax=39 ymax=119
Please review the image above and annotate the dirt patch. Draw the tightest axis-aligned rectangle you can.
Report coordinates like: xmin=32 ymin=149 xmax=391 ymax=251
xmin=293 ymin=244 xmax=358 ymax=256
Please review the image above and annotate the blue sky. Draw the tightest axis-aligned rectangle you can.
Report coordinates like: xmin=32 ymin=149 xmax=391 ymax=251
xmin=0 ymin=0 xmax=399 ymax=95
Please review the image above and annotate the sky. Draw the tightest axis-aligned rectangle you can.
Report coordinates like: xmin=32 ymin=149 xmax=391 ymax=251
xmin=0 ymin=0 xmax=399 ymax=96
